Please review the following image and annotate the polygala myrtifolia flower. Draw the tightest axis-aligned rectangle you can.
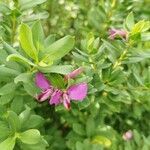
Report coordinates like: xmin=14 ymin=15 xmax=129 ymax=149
xmin=122 ymin=130 xmax=133 ymax=141
xmin=35 ymin=68 xmax=88 ymax=110
xmin=108 ymin=28 xmax=127 ymax=40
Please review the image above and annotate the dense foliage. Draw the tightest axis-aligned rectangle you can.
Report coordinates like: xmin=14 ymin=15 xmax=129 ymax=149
xmin=0 ymin=0 xmax=150 ymax=150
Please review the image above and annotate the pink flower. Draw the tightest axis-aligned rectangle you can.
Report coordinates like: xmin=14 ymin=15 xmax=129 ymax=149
xmin=122 ymin=130 xmax=133 ymax=141
xmin=108 ymin=29 xmax=127 ymax=40
xmin=35 ymin=72 xmax=53 ymax=102
xmin=64 ymin=67 xmax=84 ymax=80
xmin=50 ymin=82 xmax=88 ymax=110
xmin=35 ymin=71 xmax=88 ymax=110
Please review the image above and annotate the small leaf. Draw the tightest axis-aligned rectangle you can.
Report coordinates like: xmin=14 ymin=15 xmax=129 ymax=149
xmin=0 ymin=93 xmax=14 ymax=105
xmin=92 ymin=136 xmax=111 ymax=148
xmin=19 ymin=23 xmax=38 ymax=61
xmin=125 ymin=12 xmax=135 ymax=30
xmin=7 ymin=111 xmax=21 ymax=132
xmin=0 ymin=66 xmax=20 ymax=76
xmin=86 ymin=117 xmax=95 ymax=137
xmin=43 ymin=35 xmax=75 ymax=63
xmin=73 ymin=123 xmax=85 ymax=136
xmin=19 ymin=106 xmax=31 ymax=126
xmin=44 ymin=34 xmax=56 ymax=47
xmin=0 ymin=137 xmax=16 ymax=150
xmin=32 ymin=21 xmax=45 ymax=51
xmin=0 ymin=121 xmax=10 ymax=140
xmin=19 ymin=129 xmax=41 ymax=144
xmin=48 ymin=74 xmax=65 ymax=89
xmin=23 ymin=115 xmax=44 ymax=129
xmin=2 ymin=41 xmax=19 ymax=54
xmin=20 ymin=0 xmax=47 ymax=11
xmin=7 ymin=54 xmax=36 ymax=67
xmin=0 ymin=82 xmax=16 ymax=96
xmin=11 ymin=96 xmax=24 ymax=114
xmin=14 ymin=73 xmax=32 ymax=84
xmin=38 ymin=65 xmax=73 ymax=74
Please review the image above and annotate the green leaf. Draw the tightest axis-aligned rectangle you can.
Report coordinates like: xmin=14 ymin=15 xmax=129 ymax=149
xmin=11 ymin=96 xmax=24 ymax=114
xmin=0 ymin=137 xmax=16 ymax=150
xmin=19 ymin=106 xmax=31 ymax=126
xmin=19 ymin=129 xmax=41 ymax=144
xmin=7 ymin=54 xmax=36 ymax=67
xmin=2 ymin=41 xmax=19 ymax=54
xmin=32 ymin=21 xmax=45 ymax=51
xmin=0 ymin=66 xmax=20 ymax=76
xmin=73 ymin=123 xmax=85 ymax=136
xmin=48 ymin=74 xmax=65 ymax=89
xmin=92 ymin=135 xmax=111 ymax=148
xmin=0 ymin=3 xmax=10 ymax=14
xmin=125 ymin=12 xmax=135 ymax=30
xmin=14 ymin=73 xmax=32 ymax=84
xmin=0 ymin=93 xmax=14 ymax=105
xmin=43 ymin=35 xmax=75 ymax=63
xmin=20 ymin=0 xmax=47 ymax=11
xmin=131 ymin=20 xmax=150 ymax=35
xmin=44 ymin=34 xmax=56 ymax=47
xmin=87 ymin=32 xmax=94 ymax=53
xmin=141 ymin=32 xmax=150 ymax=41
xmin=23 ymin=82 xmax=40 ymax=96
xmin=38 ymin=65 xmax=73 ymax=74
xmin=86 ymin=117 xmax=95 ymax=137
xmin=0 ymin=121 xmax=10 ymax=140
xmin=18 ymin=138 xmax=48 ymax=150
xmin=23 ymin=115 xmax=44 ymax=129
xmin=19 ymin=23 xmax=38 ymax=61
xmin=0 ymin=82 xmax=16 ymax=96
xmin=7 ymin=111 xmax=21 ymax=132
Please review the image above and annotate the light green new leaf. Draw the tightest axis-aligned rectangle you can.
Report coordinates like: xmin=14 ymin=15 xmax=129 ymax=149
xmin=7 ymin=54 xmax=36 ymax=67
xmin=43 ymin=35 xmax=75 ymax=63
xmin=32 ymin=21 xmax=45 ymax=51
xmin=92 ymin=136 xmax=111 ymax=148
xmin=19 ymin=23 xmax=38 ymax=61
xmin=19 ymin=129 xmax=41 ymax=144
xmin=125 ymin=12 xmax=135 ymax=30
xmin=0 ymin=137 xmax=16 ymax=150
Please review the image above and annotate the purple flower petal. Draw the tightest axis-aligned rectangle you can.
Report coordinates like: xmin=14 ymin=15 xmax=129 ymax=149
xmin=64 ymin=67 xmax=84 ymax=80
xmin=49 ymin=89 xmax=63 ymax=105
xmin=35 ymin=72 xmax=51 ymax=90
xmin=67 ymin=83 xmax=88 ymax=101
xmin=36 ymin=88 xmax=53 ymax=102
xmin=108 ymin=28 xmax=127 ymax=40
xmin=63 ymin=93 xmax=71 ymax=110
xmin=122 ymin=130 xmax=133 ymax=141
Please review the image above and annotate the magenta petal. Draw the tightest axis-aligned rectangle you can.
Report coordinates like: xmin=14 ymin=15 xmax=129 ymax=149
xmin=49 ymin=89 xmax=63 ymax=105
xmin=37 ymin=89 xmax=53 ymax=102
xmin=67 ymin=83 xmax=88 ymax=101
xmin=35 ymin=72 xmax=51 ymax=90
xmin=65 ymin=67 xmax=84 ymax=80
xmin=63 ymin=93 xmax=71 ymax=110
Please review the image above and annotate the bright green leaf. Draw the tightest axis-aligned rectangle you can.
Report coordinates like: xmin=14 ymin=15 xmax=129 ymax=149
xmin=19 ymin=23 xmax=38 ymax=61
xmin=19 ymin=129 xmax=41 ymax=144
